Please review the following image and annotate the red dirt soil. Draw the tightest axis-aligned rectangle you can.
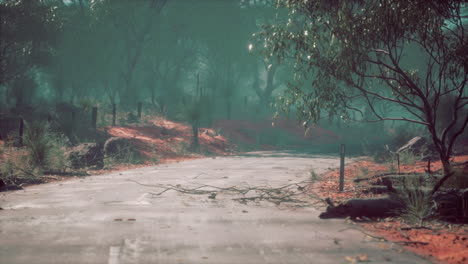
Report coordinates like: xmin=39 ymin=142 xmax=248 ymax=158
xmin=103 ymin=117 xmax=235 ymax=164
xmin=213 ymin=119 xmax=339 ymax=149
xmin=314 ymin=155 xmax=468 ymax=264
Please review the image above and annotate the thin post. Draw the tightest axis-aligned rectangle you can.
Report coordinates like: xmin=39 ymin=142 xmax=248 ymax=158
xmin=18 ymin=118 xmax=24 ymax=146
xmin=137 ymin=102 xmax=142 ymax=119
xmin=397 ymin=153 xmax=400 ymax=174
xmin=339 ymin=144 xmax=345 ymax=192
xmin=91 ymin=107 xmax=97 ymax=129
xmin=112 ymin=103 xmax=116 ymax=126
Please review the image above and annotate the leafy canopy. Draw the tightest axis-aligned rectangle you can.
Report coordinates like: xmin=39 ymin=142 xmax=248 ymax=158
xmin=254 ymin=0 xmax=467 ymax=129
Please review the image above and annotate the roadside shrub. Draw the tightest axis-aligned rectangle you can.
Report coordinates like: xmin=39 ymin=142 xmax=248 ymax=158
xmin=23 ymin=121 xmax=69 ymax=171
xmin=0 ymin=145 xmax=38 ymax=187
xmin=310 ymin=169 xmax=318 ymax=182
xmin=106 ymin=143 xmax=142 ymax=165
xmin=397 ymin=176 xmax=433 ymax=226
xmin=399 ymin=151 xmax=417 ymax=165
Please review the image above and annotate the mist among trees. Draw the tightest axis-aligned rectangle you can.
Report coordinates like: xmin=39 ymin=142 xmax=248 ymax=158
xmin=1 ymin=0 xmax=467 ymax=165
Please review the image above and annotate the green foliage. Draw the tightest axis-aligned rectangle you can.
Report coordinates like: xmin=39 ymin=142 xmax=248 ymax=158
xmin=255 ymin=0 xmax=468 ymax=193
xmin=399 ymin=151 xmax=417 ymax=165
xmin=397 ymin=176 xmax=433 ymax=226
xmin=309 ymin=169 xmax=318 ymax=182
xmin=0 ymin=145 xmax=31 ymax=186
xmin=23 ymin=121 xmax=69 ymax=171
xmin=0 ymin=0 xmax=62 ymax=86
xmin=105 ymin=144 xmax=143 ymax=165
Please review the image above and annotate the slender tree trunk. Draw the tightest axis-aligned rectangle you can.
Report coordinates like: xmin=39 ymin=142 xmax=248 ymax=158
xmin=431 ymin=156 xmax=453 ymax=195
xmin=428 ymin=120 xmax=454 ymax=194
xmin=112 ymin=103 xmax=116 ymax=126
xmin=191 ymin=121 xmax=199 ymax=151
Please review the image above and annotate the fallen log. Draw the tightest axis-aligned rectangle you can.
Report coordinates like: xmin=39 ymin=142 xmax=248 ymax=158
xmin=354 ymin=172 xmax=438 ymax=183
xmin=363 ymin=185 xmax=433 ymax=195
xmin=319 ymin=196 xmax=404 ymax=219
xmin=321 ymin=188 xmax=468 ymax=223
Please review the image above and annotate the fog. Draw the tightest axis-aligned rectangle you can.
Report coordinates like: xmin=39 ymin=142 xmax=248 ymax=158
xmin=1 ymin=0 xmax=454 ymax=154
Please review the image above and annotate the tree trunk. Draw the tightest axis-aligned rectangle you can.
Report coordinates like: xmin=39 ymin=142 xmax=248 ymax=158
xmin=191 ymin=122 xmax=199 ymax=151
xmin=429 ymin=122 xmax=454 ymax=195
xmin=431 ymin=153 xmax=453 ymax=195
xmin=112 ymin=103 xmax=116 ymax=126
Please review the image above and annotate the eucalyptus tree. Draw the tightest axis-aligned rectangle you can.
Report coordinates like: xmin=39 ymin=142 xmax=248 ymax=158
xmin=255 ymin=0 xmax=468 ymax=193
xmin=242 ymin=0 xmax=288 ymax=111
xmin=193 ymin=0 xmax=253 ymax=119
xmin=89 ymin=0 xmax=169 ymax=108
xmin=0 ymin=0 xmax=63 ymax=106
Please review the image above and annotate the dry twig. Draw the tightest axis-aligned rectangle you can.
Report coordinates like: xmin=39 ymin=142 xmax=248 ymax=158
xmin=129 ymin=179 xmax=315 ymax=205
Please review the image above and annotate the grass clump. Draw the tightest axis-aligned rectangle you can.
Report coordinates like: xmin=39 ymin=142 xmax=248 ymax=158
xmin=105 ymin=143 xmax=143 ymax=166
xmin=397 ymin=176 xmax=433 ymax=226
xmin=0 ymin=146 xmax=34 ymax=187
xmin=398 ymin=151 xmax=417 ymax=165
xmin=0 ymin=121 xmax=69 ymax=189
xmin=310 ymin=169 xmax=318 ymax=182
xmin=23 ymin=121 xmax=69 ymax=171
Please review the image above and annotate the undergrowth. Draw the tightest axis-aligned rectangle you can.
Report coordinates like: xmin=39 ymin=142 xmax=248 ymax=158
xmin=23 ymin=121 xmax=69 ymax=171
xmin=105 ymin=144 xmax=144 ymax=166
xmin=0 ymin=121 xmax=69 ymax=188
xmin=397 ymin=176 xmax=433 ymax=226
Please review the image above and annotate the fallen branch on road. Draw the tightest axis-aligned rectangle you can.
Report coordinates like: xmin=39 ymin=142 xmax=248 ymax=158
xmin=129 ymin=179 xmax=316 ymax=205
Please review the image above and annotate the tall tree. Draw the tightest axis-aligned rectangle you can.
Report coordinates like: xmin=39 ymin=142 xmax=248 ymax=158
xmin=0 ymin=0 xmax=62 ymax=106
xmin=256 ymin=0 xmax=468 ymax=193
xmin=91 ymin=0 xmax=169 ymax=107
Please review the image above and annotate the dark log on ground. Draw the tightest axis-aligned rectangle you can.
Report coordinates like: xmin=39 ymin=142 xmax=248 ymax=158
xmin=432 ymin=188 xmax=468 ymax=223
xmin=354 ymin=172 xmax=438 ymax=183
xmin=363 ymin=185 xmax=433 ymax=194
xmin=319 ymin=196 xmax=404 ymax=219
xmin=65 ymin=143 xmax=104 ymax=169
xmin=43 ymin=171 xmax=90 ymax=177
xmin=322 ymin=189 xmax=468 ymax=223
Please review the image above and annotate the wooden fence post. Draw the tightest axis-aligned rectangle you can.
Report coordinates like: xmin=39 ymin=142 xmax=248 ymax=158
xmin=112 ymin=103 xmax=116 ymax=126
xmin=397 ymin=153 xmax=400 ymax=174
xmin=339 ymin=144 xmax=345 ymax=192
xmin=18 ymin=118 xmax=24 ymax=146
xmin=91 ymin=107 xmax=98 ymax=129
xmin=137 ymin=102 xmax=142 ymax=119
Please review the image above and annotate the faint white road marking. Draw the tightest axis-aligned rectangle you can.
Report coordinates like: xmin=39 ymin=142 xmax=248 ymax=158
xmin=108 ymin=246 xmax=120 ymax=264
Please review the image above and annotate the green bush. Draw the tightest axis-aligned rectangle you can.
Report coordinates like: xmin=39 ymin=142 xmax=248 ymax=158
xmin=399 ymin=151 xmax=417 ymax=165
xmin=397 ymin=176 xmax=433 ymax=226
xmin=23 ymin=121 xmax=69 ymax=171
xmin=106 ymin=144 xmax=143 ymax=165
xmin=0 ymin=144 xmax=38 ymax=187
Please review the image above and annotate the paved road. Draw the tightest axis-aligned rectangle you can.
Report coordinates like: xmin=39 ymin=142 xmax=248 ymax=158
xmin=0 ymin=151 xmax=429 ymax=264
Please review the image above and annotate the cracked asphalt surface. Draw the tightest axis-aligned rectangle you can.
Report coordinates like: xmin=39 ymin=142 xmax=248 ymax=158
xmin=0 ymin=151 xmax=429 ymax=264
